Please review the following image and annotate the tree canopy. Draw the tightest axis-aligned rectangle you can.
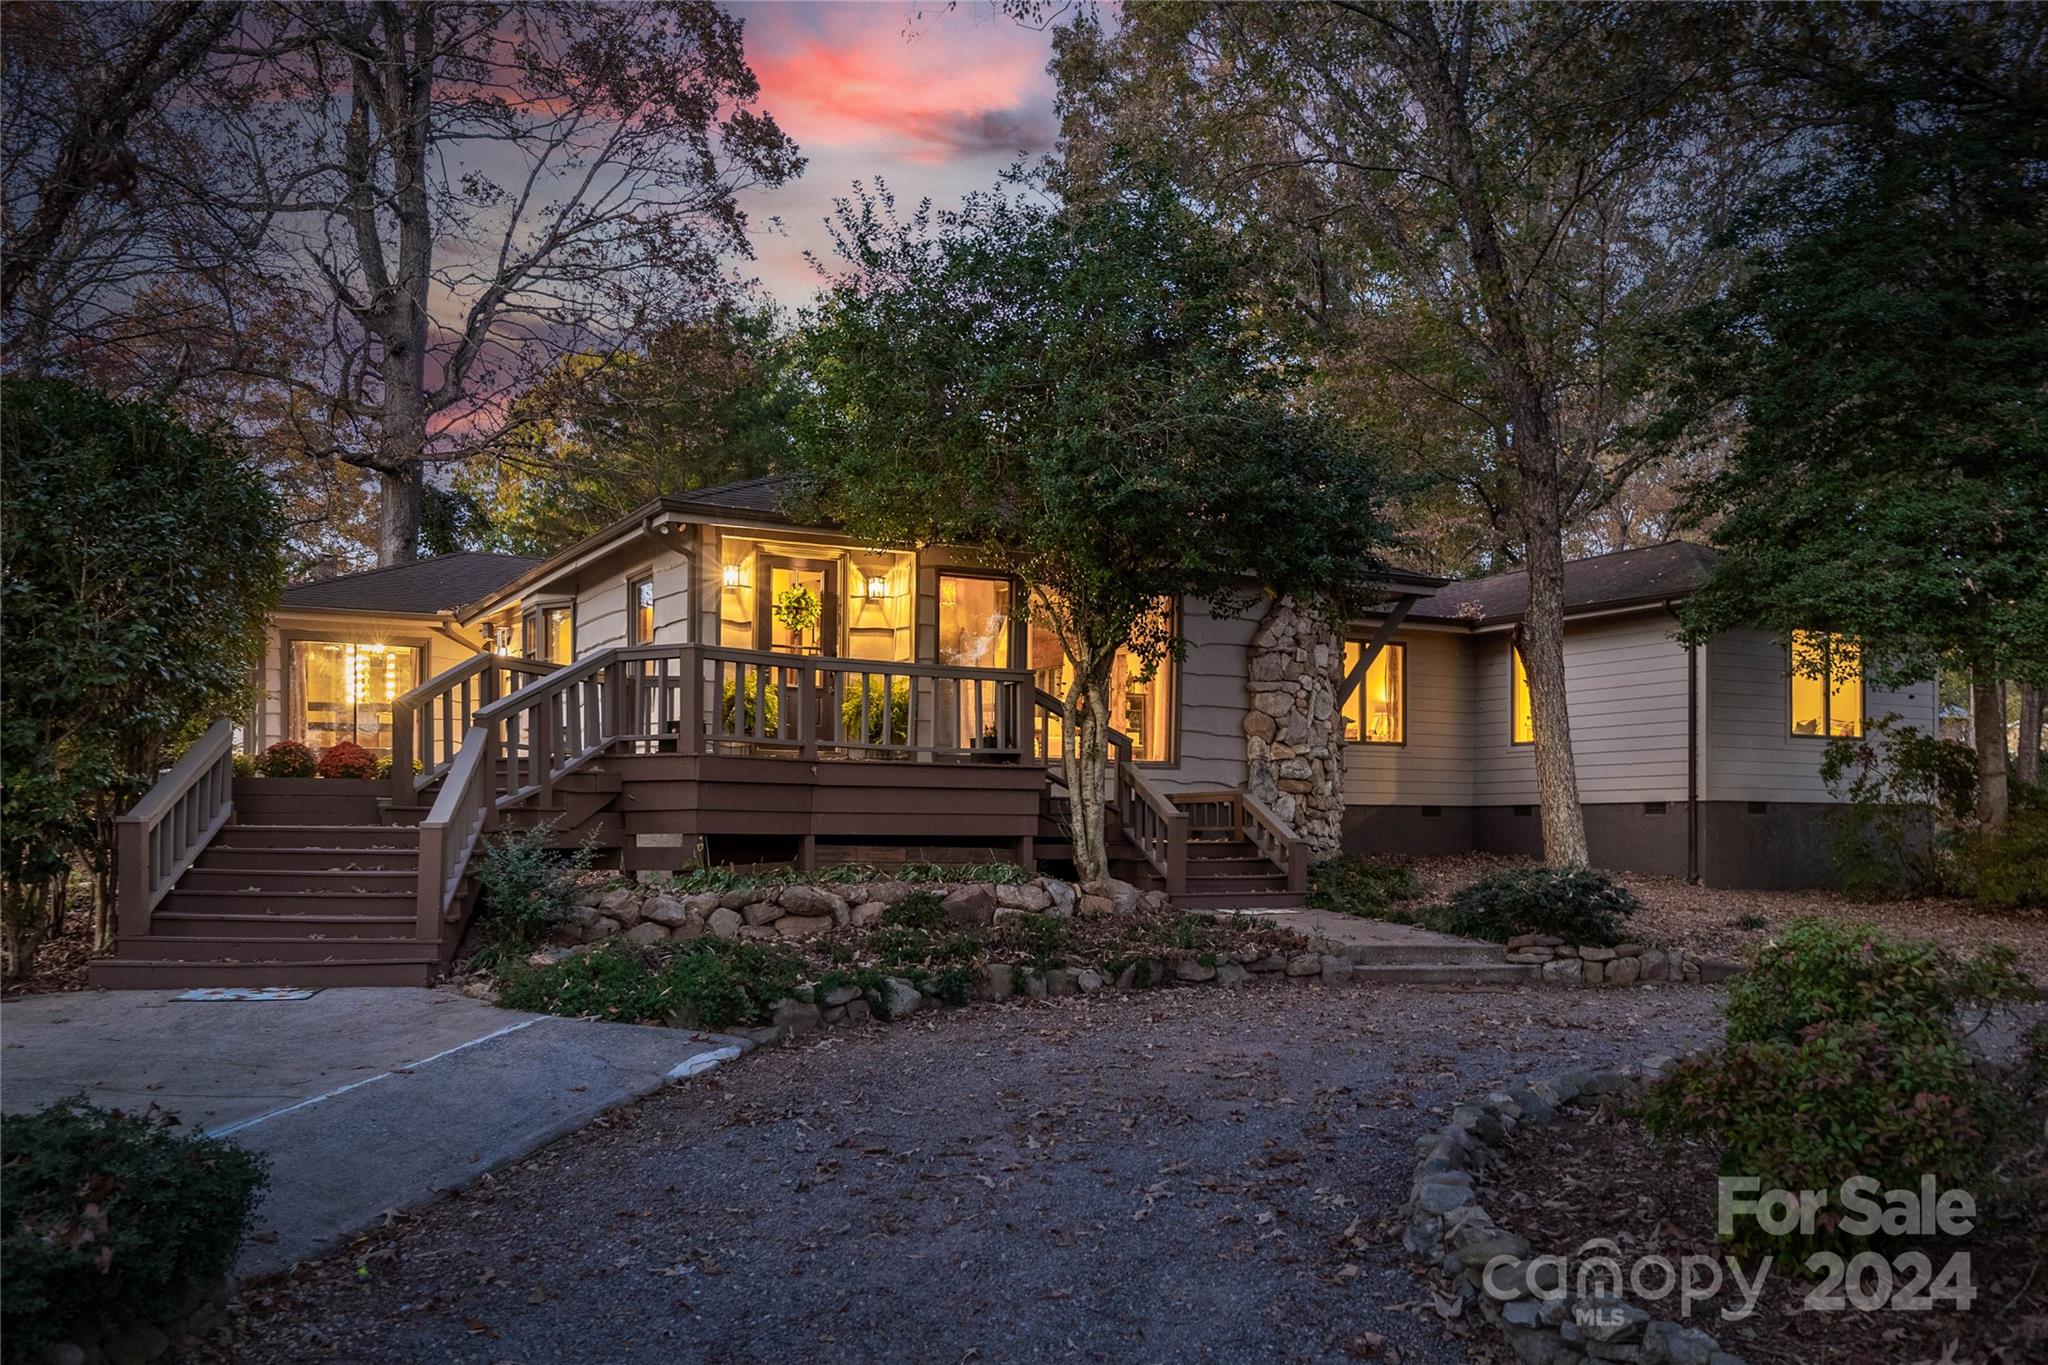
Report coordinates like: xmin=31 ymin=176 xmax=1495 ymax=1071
xmin=0 ymin=378 xmax=285 ymax=977
xmin=1663 ymin=5 xmax=2048 ymax=824
xmin=791 ymin=172 xmax=1394 ymax=878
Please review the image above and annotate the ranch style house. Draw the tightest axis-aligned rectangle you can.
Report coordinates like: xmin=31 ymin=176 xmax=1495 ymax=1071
xmin=95 ymin=475 xmax=1931 ymax=988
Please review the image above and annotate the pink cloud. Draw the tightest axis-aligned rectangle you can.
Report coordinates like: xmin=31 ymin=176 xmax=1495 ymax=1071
xmin=742 ymin=4 xmax=1055 ymax=165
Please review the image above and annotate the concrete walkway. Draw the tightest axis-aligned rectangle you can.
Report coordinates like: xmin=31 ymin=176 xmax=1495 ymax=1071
xmin=1204 ymin=906 xmax=1541 ymax=983
xmin=1 ymin=988 xmax=740 ymax=1274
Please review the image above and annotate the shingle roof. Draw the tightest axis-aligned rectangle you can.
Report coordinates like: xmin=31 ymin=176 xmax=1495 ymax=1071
xmin=1408 ymin=541 xmax=1719 ymax=625
xmin=666 ymin=474 xmax=800 ymax=518
xmin=281 ymin=553 xmax=542 ymax=616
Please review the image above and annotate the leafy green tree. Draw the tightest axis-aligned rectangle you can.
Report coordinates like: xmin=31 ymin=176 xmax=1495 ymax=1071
xmin=1665 ymin=6 xmax=2048 ymax=831
xmin=0 ymin=379 xmax=284 ymax=974
xmin=456 ymin=308 xmax=794 ymax=555
xmin=791 ymin=174 xmax=1394 ymax=882
xmin=1049 ymin=2 xmax=1771 ymax=866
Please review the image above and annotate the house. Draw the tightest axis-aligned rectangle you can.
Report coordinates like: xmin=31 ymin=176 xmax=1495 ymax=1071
xmin=252 ymin=552 xmax=541 ymax=759
xmin=95 ymin=476 xmax=1926 ymax=987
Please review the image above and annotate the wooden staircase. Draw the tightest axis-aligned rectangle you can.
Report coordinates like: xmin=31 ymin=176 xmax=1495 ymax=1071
xmin=91 ymin=767 xmax=465 ymax=989
xmin=1113 ymin=831 xmax=1307 ymax=909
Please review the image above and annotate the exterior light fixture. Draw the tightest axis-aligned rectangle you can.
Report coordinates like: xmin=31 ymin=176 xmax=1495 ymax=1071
xmin=722 ymin=563 xmax=741 ymax=589
xmin=866 ymin=574 xmax=888 ymax=600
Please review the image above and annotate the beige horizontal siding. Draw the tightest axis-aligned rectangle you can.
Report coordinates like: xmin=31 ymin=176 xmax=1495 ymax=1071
xmin=1341 ymin=630 xmax=1474 ymax=806
xmin=1703 ymin=628 xmax=1937 ymax=803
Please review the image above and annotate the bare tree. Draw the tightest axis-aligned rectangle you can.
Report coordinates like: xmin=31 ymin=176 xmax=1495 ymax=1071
xmin=195 ymin=1 xmax=801 ymax=563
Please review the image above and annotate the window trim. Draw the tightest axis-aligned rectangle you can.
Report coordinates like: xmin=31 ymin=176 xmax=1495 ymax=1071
xmin=1787 ymin=630 xmax=1864 ymax=740
xmin=1342 ymin=639 xmax=1408 ymax=746
xmin=1510 ymin=645 xmax=1534 ymax=746
xmin=627 ymin=571 xmax=656 ymax=647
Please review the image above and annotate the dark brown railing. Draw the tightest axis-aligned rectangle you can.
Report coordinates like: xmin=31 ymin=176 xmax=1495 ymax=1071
xmin=115 ymin=718 xmax=236 ymax=938
xmin=390 ymin=652 xmax=554 ymax=803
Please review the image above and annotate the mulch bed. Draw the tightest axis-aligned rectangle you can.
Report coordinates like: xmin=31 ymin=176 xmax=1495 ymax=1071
xmin=1476 ymin=1100 xmax=2048 ymax=1365
xmin=1401 ymin=852 xmax=2048 ymax=978
xmin=1 ymin=905 xmax=97 ymax=997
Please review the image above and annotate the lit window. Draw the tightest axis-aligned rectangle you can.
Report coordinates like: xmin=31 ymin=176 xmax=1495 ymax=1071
xmin=289 ymin=641 xmax=421 ymax=756
xmin=1512 ymin=647 xmax=1534 ymax=745
xmin=937 ymin=575 xmax=1013 ymax=668
xmin=1028 ymin=598 xmax=1176 ymax=763
xmin=1790 ymin=630 xmax=1862 ymax=737
xmin=628 ymin=574 xmax=655 ymax=646
xmin=541 ymin=606 xmax=574 ymax=664
xmin=1341 ymin=642 xmax=1405 ymax=743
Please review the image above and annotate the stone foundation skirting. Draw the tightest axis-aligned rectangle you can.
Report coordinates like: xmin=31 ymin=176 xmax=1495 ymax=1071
xmin=1401 ymin=1057 xmax=1746 ymax=1365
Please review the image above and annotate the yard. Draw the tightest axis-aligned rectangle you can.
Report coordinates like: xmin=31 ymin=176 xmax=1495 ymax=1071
xmin=215 ymin=984 xmax=1725 ymax=1364
xmin=1398 ymin=853 xmax=2048 ymax=978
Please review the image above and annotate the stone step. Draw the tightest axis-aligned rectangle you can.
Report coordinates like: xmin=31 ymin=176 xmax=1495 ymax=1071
xmin=1346 ymin=962 xmax=1543 ymax=987
xmin=1337 ymin=941 xmax=1508 ymax=966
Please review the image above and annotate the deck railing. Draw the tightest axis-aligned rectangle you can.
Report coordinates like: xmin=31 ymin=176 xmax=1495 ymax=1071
xmin=390 ymin=653 xmax=554 ymax=803
xmin=461 ymin=644 xmax=1038 ymax=810
xmin=415 ymin=722 xmax=495 ymax=942
xmin=114 ymin=718 xmax=237 ymax=938
xmin=1031 ymin=694 xmax=1307 ymax=897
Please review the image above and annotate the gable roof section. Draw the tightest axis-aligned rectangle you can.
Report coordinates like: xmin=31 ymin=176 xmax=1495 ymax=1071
xmin=280 ymin=553 xmax=542 ymax=616
xmin=1405 ymin=541 xmax=1719 ymax=626
xmin=665 ymin=473 xmax=802 ymax=519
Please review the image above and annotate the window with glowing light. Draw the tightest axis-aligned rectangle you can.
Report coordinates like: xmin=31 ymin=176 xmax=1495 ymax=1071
xmin=937 ymin=574 xmax=1013 ymax=669
xmin=1512 ymin=647 xmax=1534 ymax=745
xmin=628 ymin=574 xmax=655 ymax=646
xmin=1027 ymin=598 xmax=1176 ymax=763
xmin=1341 ymin=642 xmax=1405 ymax=744
xmin=1790 ymin=630 xmax=1862 ymax=737
xmin=288 ymin=641 xmax=421 ymax=756
xmin=541 ymin=606 xmax=574 ymax=663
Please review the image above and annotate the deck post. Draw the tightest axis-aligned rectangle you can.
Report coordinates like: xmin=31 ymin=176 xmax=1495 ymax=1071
xmin=390 ymin=707 xmax=416 ymax=804
xmin=115 ymin=818 xmax=149 ymax=940
xmin=1017 ymin=834 xmax=1035 ymax=873
xmin=680 ymin=647 xmax=703 ymax=754
xmin=797 ymin=833 xmax=817 ymax=871
xmin=1164 ymin=811 xmax=1189 ymax=898
xmin=797 ymin=664 xmax=818 ymax=760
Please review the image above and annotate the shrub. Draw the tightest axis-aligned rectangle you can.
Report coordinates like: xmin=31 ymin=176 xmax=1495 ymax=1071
xmin=1960 ymin=809 xmax=2048 ymax=910
xmin=877 ymin=890 xmax=947 ymax=931
xmin=315 ymin=740 xmax=378 ymax=780
xmin=841 ymin=677 xmax=910 ymax=745
xmin=1309 ymin=856 xmax=1423 ymax=920
xmin=374 ymin=754 xmax=424 ymax=781
xmin=472 ymin=824 xmax=597 ymax=947
xmin=720 ymin=673 xmax=778 ymax=735
xmin=1641 ymin=1023 xmax=2008 ymax=1256
xmin=497 ymin=938 xmax=806 ymax=1030
xmin=255 ymin=740 xmax=316 ymax=778
xmin=1820 ymin=716 xmax=1977 ymax=899
xmin=1726 ymin=917 xmax=2031 ymax=1048
xmin=2 ymin=1100 xmax=267 ymax=1363
xmin=231 ymin=751 xmax=256 ymax=778
xmin=1430 ymin=866 xmax=1638 ymax=945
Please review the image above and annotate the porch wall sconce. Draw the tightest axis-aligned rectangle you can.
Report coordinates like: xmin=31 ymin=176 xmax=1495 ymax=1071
xmin=722 ymin=564 xmax=743 ymax=590
xmin=860 ymin=574 xmax=889 ymax=601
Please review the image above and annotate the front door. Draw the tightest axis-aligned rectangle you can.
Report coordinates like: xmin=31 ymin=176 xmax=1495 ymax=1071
xmin=756 ymin=556 xmax=838 ymax=656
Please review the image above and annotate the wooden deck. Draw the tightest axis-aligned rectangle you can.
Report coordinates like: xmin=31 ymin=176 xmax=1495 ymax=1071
xmin=93 ymin=644 xmax=1307 ymax=988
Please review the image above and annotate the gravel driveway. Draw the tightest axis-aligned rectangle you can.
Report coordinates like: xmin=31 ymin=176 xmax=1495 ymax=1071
xmin=224 ymin=984 xmax=1724 ymax=1364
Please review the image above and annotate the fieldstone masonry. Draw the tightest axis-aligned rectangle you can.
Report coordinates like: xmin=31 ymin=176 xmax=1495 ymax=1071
xmin=1244 ymin=595 xmax=1345 ymax=858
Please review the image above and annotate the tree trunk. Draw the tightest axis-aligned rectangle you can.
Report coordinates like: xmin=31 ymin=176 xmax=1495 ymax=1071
xmin=1396 ymin=9 xmax=1589 ymax=866
xmin=1972 ymin=671 xmax=2009 ymax=832
xmin=377 ymin=466 xmax=422 ymax=566
xmin=2017 ymin=683 xmax=2042 ymax=787
xmin=1 ymin=875 xmax=65 ymax=987
xmin=1061 ymin=652 xmax=1114 ymax=885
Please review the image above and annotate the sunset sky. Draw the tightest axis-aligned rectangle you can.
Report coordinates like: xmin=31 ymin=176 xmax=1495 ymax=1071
xmin=723 ymin=2 xmax=1063 ymax=308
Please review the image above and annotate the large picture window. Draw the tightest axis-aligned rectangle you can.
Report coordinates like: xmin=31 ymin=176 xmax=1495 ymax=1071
xmin=937 ymin=574 xmax=1013 ymax=669
xmin=1790 ymin=630 xmax=1863 ymax=737
xmin=1341 ymin=642 xmax=1405 ymax=744
xmin=289 ymin=640 xmax=421 ymax=757
xmin=1028 ymin=599 xmax=1176 ymax=763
